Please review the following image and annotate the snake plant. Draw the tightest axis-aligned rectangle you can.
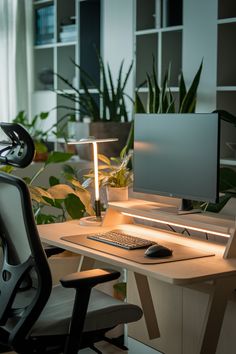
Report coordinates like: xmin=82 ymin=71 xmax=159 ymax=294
xmin=135 ymin=60 xmax=203 ymax=114
xmin=56 ymin=54 xmax=133 ymax=123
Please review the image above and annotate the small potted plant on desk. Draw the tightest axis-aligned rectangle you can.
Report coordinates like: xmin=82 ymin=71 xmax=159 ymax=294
xmin=83 ymin=146 xmax=133 ymax=202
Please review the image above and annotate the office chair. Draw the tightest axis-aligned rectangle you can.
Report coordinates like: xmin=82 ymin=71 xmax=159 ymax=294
xmin=0 ymin=124 xmax=143 ymax=354
xmin=0 ymin=123 xmax=35 ymax=168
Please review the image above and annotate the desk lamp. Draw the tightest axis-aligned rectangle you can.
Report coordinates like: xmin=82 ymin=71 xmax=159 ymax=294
xmin=68 ymin=137 xmax=118 ymax=225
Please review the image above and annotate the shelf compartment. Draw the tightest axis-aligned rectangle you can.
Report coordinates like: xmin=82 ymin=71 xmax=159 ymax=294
xmin=57 ymin=45 xmax=76 ymax=90
xmin=162 ymin=0 xmax=183 ymax=28
xmin=161 ymin=30 xmax=182 ymax=87
xmin=217 ymin=23 xmax=236 ymax=86
xmin=135 ymin=33 xmax=158 ymax=88
xmin=57 ymin=0 xmax=76 ymax=44
xmin=136 ymin=0 xmax=156 ymax=31
xmin=57 ymin=94 xmax=77 ymax=136
xmin=217 ymin=91 xmax=236 ymax=116
xmin=79 ymin=0 xmax=100 ymax=89
xmin=34 ymin=3 xmax=55 ymax=46
xmin=34 ymin=48 xmax=54 ymax=91
xmin=218 ymin=0 xmax=236 ymax=19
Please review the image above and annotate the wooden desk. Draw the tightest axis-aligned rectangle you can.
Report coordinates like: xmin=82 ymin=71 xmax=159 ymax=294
xmin=38 ymin=217 xmax=236 ymax=354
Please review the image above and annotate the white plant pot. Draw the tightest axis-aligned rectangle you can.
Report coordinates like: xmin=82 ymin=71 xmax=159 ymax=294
xmin=106 ymin=186 xmax=129 ymax=202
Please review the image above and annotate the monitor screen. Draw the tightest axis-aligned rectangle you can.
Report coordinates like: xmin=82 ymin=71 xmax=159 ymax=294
xmin=133 ymin=113 xmax=220 ymax=208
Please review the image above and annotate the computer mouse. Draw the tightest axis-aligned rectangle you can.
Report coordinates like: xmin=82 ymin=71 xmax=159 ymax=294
xmin=145 ymin=244 xmax=173 ymax=258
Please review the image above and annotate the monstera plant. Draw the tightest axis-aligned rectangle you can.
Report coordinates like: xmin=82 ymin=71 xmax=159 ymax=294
xmin=0 ymin=151 xmax=95 ymax=224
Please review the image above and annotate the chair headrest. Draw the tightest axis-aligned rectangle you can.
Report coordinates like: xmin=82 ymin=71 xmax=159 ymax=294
xmin=0 ymin=123 xmax=35 ymax=168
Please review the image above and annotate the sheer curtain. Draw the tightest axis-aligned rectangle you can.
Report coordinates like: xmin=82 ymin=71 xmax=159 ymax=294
xmin=0 ymin=0 xmax=32 ymax=122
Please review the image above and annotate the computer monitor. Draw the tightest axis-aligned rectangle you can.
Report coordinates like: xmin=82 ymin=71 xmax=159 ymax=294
xmin=133 ymin=113 xmax=220 ymax=213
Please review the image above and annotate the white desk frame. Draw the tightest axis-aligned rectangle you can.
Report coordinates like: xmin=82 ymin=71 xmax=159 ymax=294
xmin=38 ymin=198 xmax=236 ymax=354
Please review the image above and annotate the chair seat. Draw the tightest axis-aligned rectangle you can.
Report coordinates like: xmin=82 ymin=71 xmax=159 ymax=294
xmin=30 ymin=284 xmax=142 ymax=336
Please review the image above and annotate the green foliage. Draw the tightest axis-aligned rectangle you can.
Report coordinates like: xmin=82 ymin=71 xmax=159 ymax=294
xmin=45 ymin=151 xmax=74 ymax=166
xmin=135 ymin=60 xmax=203 ymax=114
xmin=178 ymin=62 xmax=203 ymax=113
xmin=13 ymin=110 xmax=74 ymax=151
xmin=0 ymin=165 xmax=14 ymax=174
xmin=49 ymin=176 xmax=60 ymax=186
xmin=204 ymin=194 xmax=232 ymax=213
xmin=56 ymin=54 xmax=133 ymax=122
xmin=126 ymin=61 xmax=203 ymax=152
xmin=13 ymin=111 xmax=50 ymax=141
xmin=219 ymin=168 xmax=236 ymax=192
xmin=29 ymin=157 xmax=95 ymax=224
xmin=64 ymin=194 xmax=86 ymax=219
xmin=213 ymin=110 xmax=236 ymax=126
xmin=193 ymin=168 xmax=236 ymax=213
xmin=2 ymin=150 xmax=94 ymax=225
xmin=113 ymin=282 xmax=126 ymax=300
xmin=83 ymin=147 xmax=133 ymax=188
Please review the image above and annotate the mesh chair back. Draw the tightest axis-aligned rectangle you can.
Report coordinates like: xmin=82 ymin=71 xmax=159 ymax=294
xmin=0 ymin=172 xmax=52 ymax=349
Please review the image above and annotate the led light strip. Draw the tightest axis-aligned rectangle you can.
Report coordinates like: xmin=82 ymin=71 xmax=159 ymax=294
xmin=122 ymin=212 xmax=231 ymax=238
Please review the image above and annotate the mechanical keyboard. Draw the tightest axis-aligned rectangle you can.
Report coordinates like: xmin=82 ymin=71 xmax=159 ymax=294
xmin=87 ymin=230 xmax=156 ymax=250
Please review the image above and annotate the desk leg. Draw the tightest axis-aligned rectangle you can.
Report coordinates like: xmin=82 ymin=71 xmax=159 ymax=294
xmin=134 ymin=272 xmax=160 ymax=339
xmin=78 ymin=255 xmax=95 ymax=271
xmin=199 ymin=275 xmax=236 ymax=354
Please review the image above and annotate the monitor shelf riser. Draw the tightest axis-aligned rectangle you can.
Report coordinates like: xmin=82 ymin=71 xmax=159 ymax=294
xmin=102 ymin=198 xmax=236 ymax=259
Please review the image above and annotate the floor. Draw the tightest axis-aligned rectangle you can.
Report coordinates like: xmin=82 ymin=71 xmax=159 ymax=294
xmin=4 ymin=338 xmax=162 ymax=354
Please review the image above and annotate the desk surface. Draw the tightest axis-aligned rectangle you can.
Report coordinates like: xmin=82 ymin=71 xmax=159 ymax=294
xmin=38 ymin=220 xmax=236 ymax=285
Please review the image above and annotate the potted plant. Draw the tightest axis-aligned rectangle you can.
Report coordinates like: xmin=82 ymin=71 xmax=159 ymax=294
xmin=27 ymin=151 xmax=95 ymax=224
xmin=83 ymin=147 xmax=133 ymax=202
xmin=0 ymin=150 xmax=95 ymax=224
xmin=12 ymin=111 xmax=51 ymax=161
xmin=56 ymin=54 xmax=133 ymax=159
xmin=12 ymin=110 xmax=73 ymax=161
xmin=126 ymin=60 xmax=203 ymax=151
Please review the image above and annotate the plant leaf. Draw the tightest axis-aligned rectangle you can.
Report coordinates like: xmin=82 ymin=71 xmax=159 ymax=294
xmin=135 ymin=91 xmax=145 ymax=113
xmin=179 ymin=60 xmax=203 ymax=113
xmin=146 ymin=73 xmax=154 ymax=113
xmin=40 ymin=112 xmax=49 ymax=120
xmin=152 ymin=58 xmax=160 ymax=113
xmin=45 ymin=151 xmax=73 ymax=166
xmin=98 ymin=154 xmax=111 ymax=165
xmin=47 ymin=184 xmax=75 ymax=199
xmin=213 ymin=110 xmax=236 ymax=126
xmin=49 ymin=176 xmax=60 ymax=186
xmin=205 ymin=194 xmax=232 ymax=213
xmin=64 ymin=194 xmax=85 ymax=219
xmin=178 ymin=72 xmax=187 ymax=112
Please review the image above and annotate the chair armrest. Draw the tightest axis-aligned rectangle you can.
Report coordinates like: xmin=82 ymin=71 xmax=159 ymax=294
xmin=60 ymin=268 xmax=120 ymax=289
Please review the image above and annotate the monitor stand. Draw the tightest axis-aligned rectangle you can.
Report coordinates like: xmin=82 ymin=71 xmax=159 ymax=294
xmin=178 ymin=199 xmax=202 ymax=215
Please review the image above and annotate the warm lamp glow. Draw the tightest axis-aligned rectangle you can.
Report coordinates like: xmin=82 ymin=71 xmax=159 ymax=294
xmin=92 ymin=142 xmax=99 ymax=201
xmin=68 ymin=137 xmax=118 ymax=222
xmin=122 ymin=212 xmax=231 ymax=238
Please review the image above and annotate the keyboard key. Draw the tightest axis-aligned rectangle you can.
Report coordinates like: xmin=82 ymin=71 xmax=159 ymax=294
xmin=87 ymin=230 xmax=156 ymax=250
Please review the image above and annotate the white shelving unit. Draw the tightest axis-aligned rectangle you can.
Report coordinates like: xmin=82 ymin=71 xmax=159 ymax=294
xmin=32 ymin=0 xmax=100 ymax=134
xmin=217 ymin=0 xmax=236 ymax=117
xmin=134 ymin=0 xmax=183 ymax=106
